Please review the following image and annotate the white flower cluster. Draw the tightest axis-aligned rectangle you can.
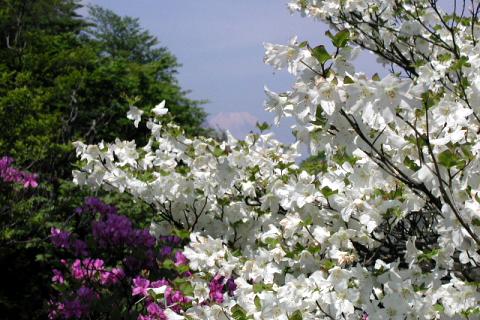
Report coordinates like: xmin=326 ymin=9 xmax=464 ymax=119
xmin=74 ymin=1 xmax=480 ymax=319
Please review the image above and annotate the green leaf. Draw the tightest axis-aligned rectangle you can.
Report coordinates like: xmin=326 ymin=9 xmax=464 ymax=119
xmin=343 ymin=75 xmax=354 ymax=84
xmin=277 ymin=161 xmax=295 ymax=170
xmin=321 ymin=186 xmax=338 ymax=198
xmin=217 ymin=197 xmax=231 ymax=206
xmin=35 ymin=253 xmax=53 ymax=262
xmin=418 ymin=249 xmax=440 ymax=262
xmin=322 ymin=259 xmax=336 ymax=271
xmin=213 ymin=146 xmax=227 ymax=157
xmin=299 ymin=0 xmax=309 ymax=9
xmin=307 ymin=245 xmax=321 ymax=255
xmin=438 ymin=150 xmax=462 ymax=169
xmin=263 ymin=237 xmax=280 ymax=247
xmin=311 ymin=45 xmax=331 ymax=64
xmin=472 ymin=218 xmax=480 ymax=227
xmin=172 ymin=228 xmax=190 ymax=240
xmin=437 ymin=53 xmax=452 ymax=62
xmin=330 ymin=30 xmax=350 ymax=48
xmin=303 ymin=217 xmax=313 ymax=226
xmin=175 ymin=165 xmax=191 ymax=176
xmin=298 ymin=40 xmax=309 ymax=48
xmin=433 ymin=303 xmax=445 ymax=313
xmin=254 ymin=295 xmax=262 ymax=310
xmin=231 ymin=304 xmax=250 ymax=320
xmin=174 ymin=278 xmax=194 ymax=296
xmin=162 ymin=259 xmax=175 ymax=269
xmin=253 ymin=283 xmax=273 ymax=293
xmin=404 ymin=156 xmax=420 ymax=171
xmin=256 ymin=121 xmax=270 ymax=132
xmin=462 ymin=307 xmax=480 ymax=316
xmin=289 ymin=310 xmax=303 ymax=320
xmin=450 ymin=56 xmax=471 ymax=71
xmin=176 ymin=264 xmax=190 ymax=274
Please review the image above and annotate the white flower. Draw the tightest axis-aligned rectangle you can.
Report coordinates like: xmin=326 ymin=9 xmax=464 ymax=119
xmin=264 ymin=87 xmax=294 ymax=125
xmin=164 ymin=309 xmax=184 ymax=320
xmin=183 ymin=233 xmax=226 ymax=273
xmin=126 ymin=106 xmax=143 ymax=128
xmin=152 ymin=100 xmax=168 ymax=116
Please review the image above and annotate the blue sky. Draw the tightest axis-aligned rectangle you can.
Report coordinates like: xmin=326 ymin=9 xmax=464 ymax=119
xmin=81 ymin=1 xmax=383 ymax=142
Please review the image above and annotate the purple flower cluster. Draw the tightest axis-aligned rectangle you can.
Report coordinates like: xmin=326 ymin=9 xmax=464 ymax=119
xmin=92 ymin=212 xmax=156 ymax=248
xmin=49 ymin=197 xmax=237 ymax=319
xmin=50 ymin=228 xmax=71 ymax=249
xmin=0 ymin=156 xmax=38 ymax=188
xmin=75 ymin=196 xmax=118 ymax=215
xmin=50 ymin=197 xmax=155 ymax=256
xmin=209 ymin=275 xmax=237 ymax=304
xmin=50 ymin=228 xmax=89 ymax=256
xmin=49 ymin=287 xmax=99 ymax=319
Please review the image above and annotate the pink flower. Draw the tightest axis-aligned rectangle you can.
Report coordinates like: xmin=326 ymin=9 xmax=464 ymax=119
xmin=52 ymin=269 xmax=65 ymax=284
xmin=174 ymin=251 xmax=188 ymax=266
xmin=146 ymin=302 xmax=166 ymax=318
xmin=23 ymin=174 xmax=38 ymax=188
xmin=0 ymin=156 xmax=39 ymax=188
xmin=71 ymin=258 xmax=105 ymax=280
xmin=151 ymin=279 xmax=169 ymax=288
xmin=100 ymin=267 xmax=125 ymax=285
xmin=132 ymin=276 xmax=150 ymax=296
xmin=209 ymin=275 xmax=226 ymax=303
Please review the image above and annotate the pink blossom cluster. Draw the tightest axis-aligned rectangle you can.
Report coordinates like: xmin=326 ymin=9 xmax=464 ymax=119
xmin=0 ymin=156 xmax=38 ymax=188
xmin=50 ymin=258 xmax=125 ymax=318
xmin=70 ymin=258 xmax=125 ymax=285
xmin=209 ymin=274 xmax=237 ymax=304
xmin=133 ymin=276 xmax=192 ymax=319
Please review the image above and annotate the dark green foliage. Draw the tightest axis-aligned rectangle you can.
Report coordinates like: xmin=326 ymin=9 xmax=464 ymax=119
xmin=0 ymin=1 xmax=209 ymax=318
xmin=86 ymin=5 xmax=168 ymax=63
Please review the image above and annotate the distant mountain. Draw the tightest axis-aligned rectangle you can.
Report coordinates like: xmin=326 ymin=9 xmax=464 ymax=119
xmin=208 ymin=112 xmax=258 ymax=139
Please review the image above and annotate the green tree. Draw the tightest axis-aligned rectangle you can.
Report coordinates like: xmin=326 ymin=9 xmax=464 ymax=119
xmin=86 ymin=5 xmax=166 ymax=63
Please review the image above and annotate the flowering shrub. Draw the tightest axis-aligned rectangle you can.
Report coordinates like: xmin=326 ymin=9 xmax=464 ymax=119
xmin=49 ymin=198 xmax=236 ymax=319
xmin=72 ymin=0 xmax=480 ymax=319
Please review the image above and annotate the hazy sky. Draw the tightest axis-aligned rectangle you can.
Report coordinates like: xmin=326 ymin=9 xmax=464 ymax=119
xmin=82 ymin=1 xmax=383 ymax=142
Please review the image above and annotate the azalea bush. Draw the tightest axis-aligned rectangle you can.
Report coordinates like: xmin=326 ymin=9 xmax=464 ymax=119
xmin=0 ymin=155 xmax=39 ymax=242
xmin=72 ymin=0 xmax=480 ymax=319
xmin=48 ymin=197 xmax=236 ymax=319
